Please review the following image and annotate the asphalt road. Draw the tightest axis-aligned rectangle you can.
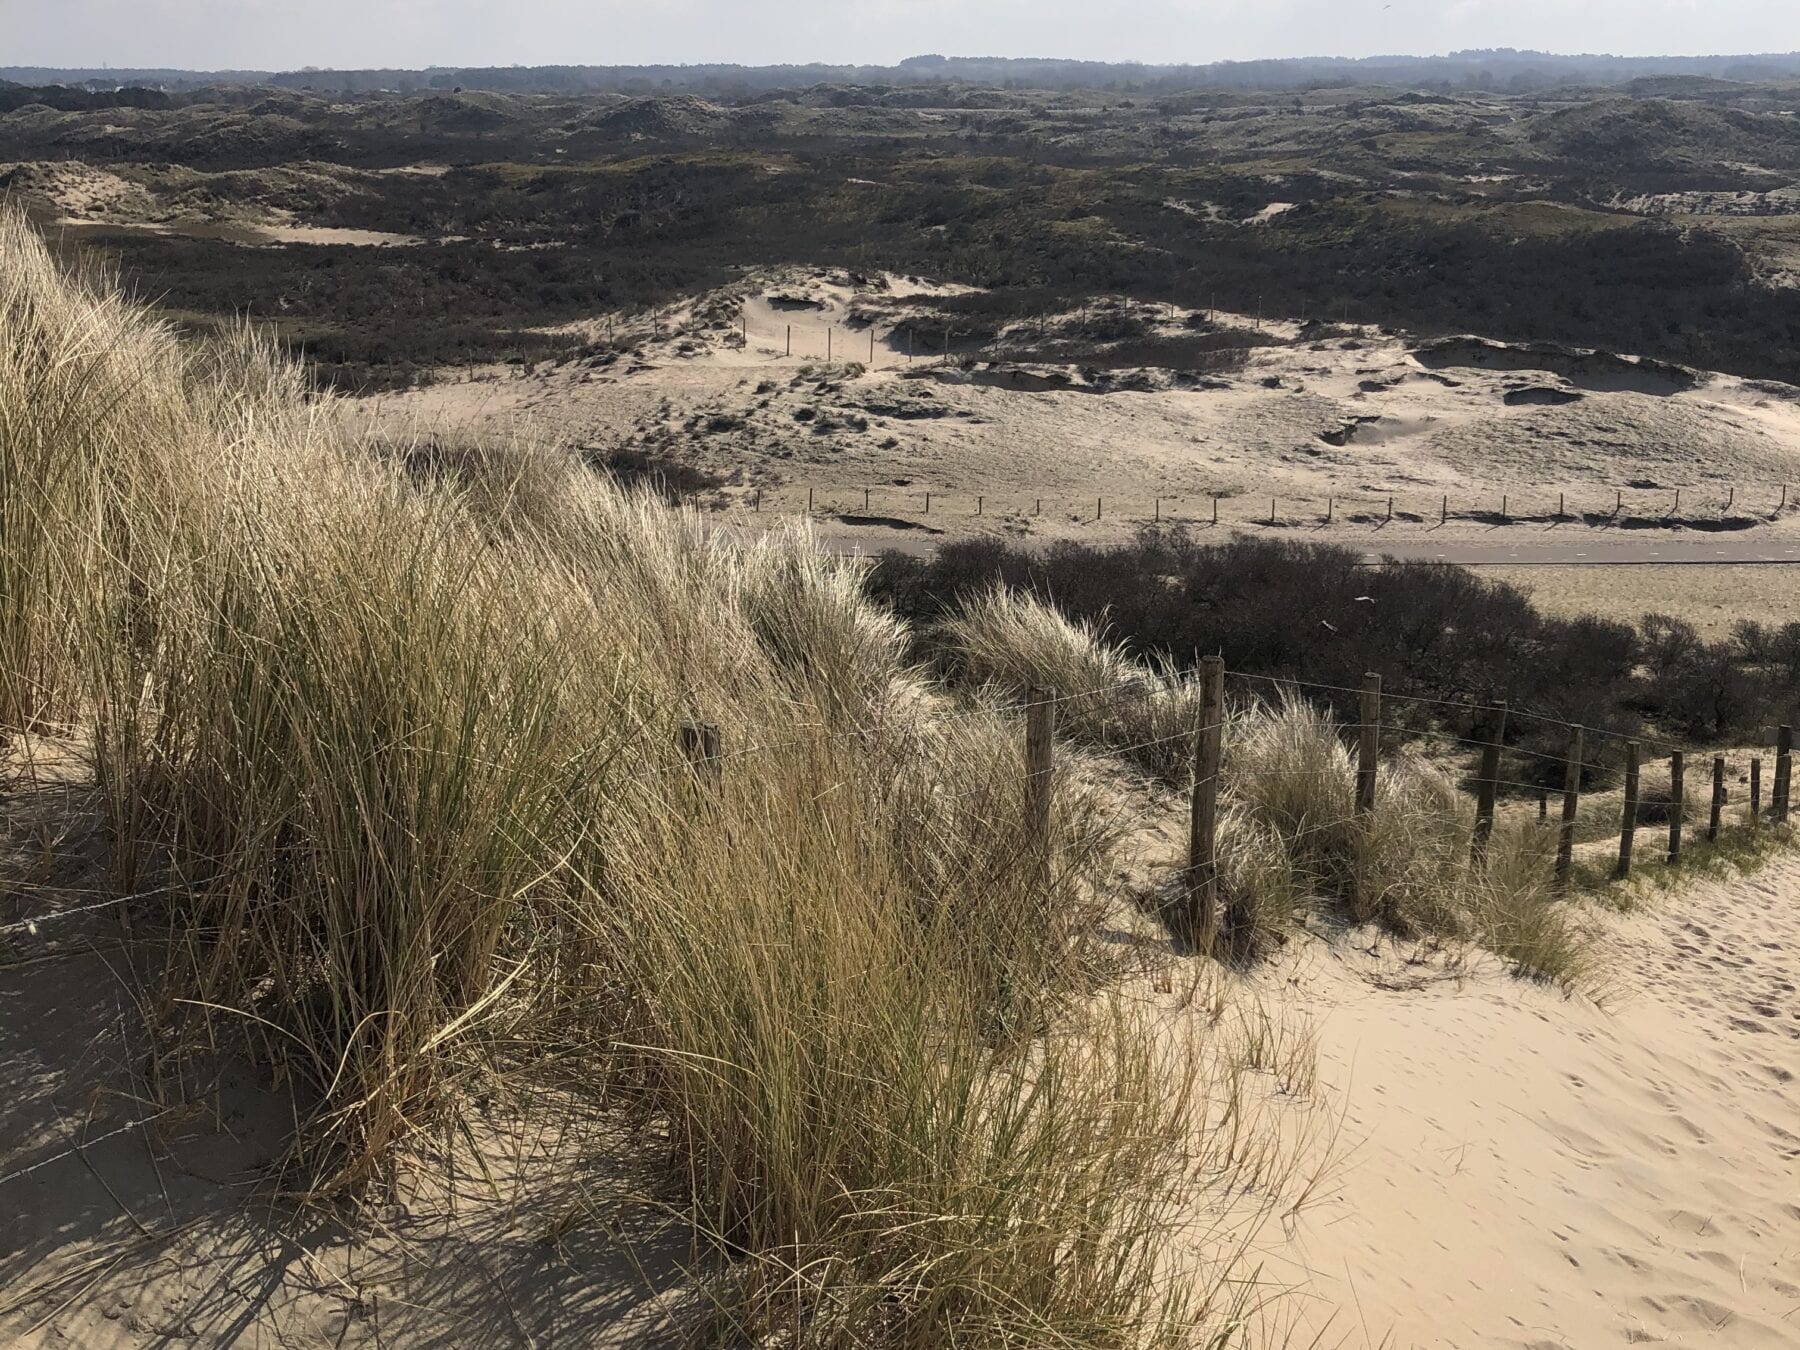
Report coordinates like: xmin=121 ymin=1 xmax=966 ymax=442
xmin=1351 ymin=537 xmax=1800 ymax=567
xmin=810 ymin=524 xmax=1800 ymax=567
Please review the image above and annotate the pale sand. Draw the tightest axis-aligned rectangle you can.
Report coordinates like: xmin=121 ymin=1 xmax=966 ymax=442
xmin=1489 ymin=565 xmax=1800 ymax=640
xmin=1246 ymin=855 xmax=1800 ymax=1349
xmin=378 ymin=267 xmax=1800 ymax=570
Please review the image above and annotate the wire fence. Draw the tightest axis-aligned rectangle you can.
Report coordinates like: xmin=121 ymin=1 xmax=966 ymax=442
xmin=723 ymin=483 xmax=1800 ymax=531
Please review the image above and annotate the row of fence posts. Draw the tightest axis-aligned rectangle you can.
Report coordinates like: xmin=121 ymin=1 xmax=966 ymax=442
xmin=760 ymin=487 xmax=1792 ymax=524
xmin=677 ymin=680 xmax=1795 ymax=958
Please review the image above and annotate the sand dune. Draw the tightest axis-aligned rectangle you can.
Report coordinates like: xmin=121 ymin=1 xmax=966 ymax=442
xmin=1257 ymin=856 xmax=1800 ymax=1348
xmin=382 ymin=267 xmax=1800 ymax=554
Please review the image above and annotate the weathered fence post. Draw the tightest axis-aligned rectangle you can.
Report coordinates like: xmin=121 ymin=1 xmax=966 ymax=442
xmin=1556 ymin=725 xmax=1583 ymax=891
xmin=1752 ymin=755 xmax=1763 ymax=823
xmin=1356 ymin=673 xmax=1381 ymax=817
xmin=680 ymin=721 xmax=723 ymax=791
xmin=1212 ymin=494 xmax=1219 ymax=526
xmin=1270 ymin=497 xmax=1278 ymax=526
xmin=977 ymin=495 xmax=983 ymax=517
xmin=1026 ymin=687 xmax=1057 ymax=896
xmin=1776 ymin=725 xmax=1793 ymax=825
xmin=1669 ymin=751 xmax=1686 ymax=864
xmin=1097 ymin=497 xmax=1103 ymax=521
xmin=1326 ymin=496 xmax=1334 ymax=524
xmin=864 ymin=487 xmax=870 ymax=511
xmin=1189 ymin=656 xmax=1226 ymax=952
xmin=1441 ymin=494 xmax=1449 ymax=525
xmin=1472 ymin=701 xmax=1508 ymax=862
xmin=1616 ymin=739 xmax=1640 ymax=879
xmin=924 ymin=491 xmax=931 ymax=515
xmin=1709 ymin=754 xmax=1727 ymax=843
xmin=808 ymin=487 xmax=815 ymax=514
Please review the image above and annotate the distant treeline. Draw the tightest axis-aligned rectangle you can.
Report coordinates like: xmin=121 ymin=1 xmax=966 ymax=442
xmin=10 ymin=49 xmax=1800 ymax=97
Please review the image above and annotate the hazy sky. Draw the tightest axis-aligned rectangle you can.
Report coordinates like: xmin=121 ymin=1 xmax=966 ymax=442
xmin=6 ymin=0 xmax=1796 ymax=71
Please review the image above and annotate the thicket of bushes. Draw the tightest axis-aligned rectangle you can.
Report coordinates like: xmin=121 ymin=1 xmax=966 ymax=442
xmin=869 ymin=530 xmax=1800 ymax=783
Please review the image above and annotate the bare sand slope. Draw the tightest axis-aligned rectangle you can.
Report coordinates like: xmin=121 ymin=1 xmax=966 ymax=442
xmin=1262 ymin=859 xmax=1800 ymax=1348
xmin=377 ymin=267 xmax=1800 ymax=555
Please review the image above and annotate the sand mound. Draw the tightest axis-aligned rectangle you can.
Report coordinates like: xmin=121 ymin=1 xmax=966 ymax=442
xmin=587 ymin=96 xmax=732 ymax=140
xmin=1415 ymin=336 xmax=1700 ymax=396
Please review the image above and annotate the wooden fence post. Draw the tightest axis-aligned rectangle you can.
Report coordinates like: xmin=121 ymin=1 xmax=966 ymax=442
xmin=1472 ymin=701 xmax=1507 ymax=862
xmin=1026 ymin=688 xmax=1057 ymax=897
xmin=1097 ymin=497 xmax=1103 ymax=521
xmin=1776 ymin=725 xmax=1793 ymax=825
xmin=864 ymin=487 xmax=870 ymax=511
xmin=1556 ymin=725 xmax=1583 ymax=892
xmin=1189 ymin=656 xmax=1226 ymax=953
xmin=1669 ymin=751 xmax=1685 ymax=864
xmin=1356 ymin=673 xmax=1381 ymax=817
xmin=1212 ymin=494 xmax=1219 ymax=526
xmin=1441 ymin=494 xmax=1448 ymax=525
xmin=807 ymin=487 xmax=814 ymax=515
xmin=1616 ymin=739 xmax=1639 ymax=878
xmin=977 ymin=495 xmax=983 ymax=517
xmin=679 ymin=721 xmax=723 ymax=790
xmin=1751 ymin=755 xmax=1763 ymax=823
xmin=1709 ymin=754 xmax=1726 ymax=843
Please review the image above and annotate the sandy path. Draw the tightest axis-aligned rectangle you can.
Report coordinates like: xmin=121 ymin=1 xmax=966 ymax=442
xmin=1263 ymin=858 xmax=1800 ymax=1348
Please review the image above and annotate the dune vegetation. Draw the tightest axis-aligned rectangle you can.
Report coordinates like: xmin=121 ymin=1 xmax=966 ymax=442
xmin=9 ymin=202 xmax=1750 ymax=1342
xmin=2 ymin=208 xmax=1343 ymax=1344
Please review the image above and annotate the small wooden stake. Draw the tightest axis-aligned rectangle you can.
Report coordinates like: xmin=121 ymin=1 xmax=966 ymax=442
xmin=1776 ymin=725 xmax=1794 ymax=825
xmin=1751 ymin=756 xmax=1763 ymax=822
xmin=1709 ymin=754 xmax=1726 ymax=843
xmin=1025 ymin=687 xmax=1057 ymax=897
xmin=1189 ymin=656 xmax=1226 ymax=953
xmin=1669 ymin=751 xmax=1685 ymax=864
xmin=1556 ymin=725 xmax=1583 ymax=891
xmin=1356 ymin=673 xmax=1381 ymax=817
xmin=1097 ymin=497 xmax=1103 ymax=521
xmin=1212 ymin=494 xmax=1219 ymax=526
xmin=679 ymin=721 xmax=723 ymax=790
xmin=1617 ymin=740 xmax=1639 ymax=878
xmin=1473 ymin=702 xmax=1507 ymax=862
xmin=1441 ymin=494 xmax=1448 ymax=525
xmin=977 ymin=495 xmax=983 ymax=517
xmin=807 ymin=487 xmax=814 ymax=514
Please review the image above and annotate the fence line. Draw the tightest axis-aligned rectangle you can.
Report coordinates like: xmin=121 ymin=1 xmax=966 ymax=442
xmin=732 ymin=483 xmax=1799 ymax=528
xmin=5 ymin=662 xmax=1789 ymax=948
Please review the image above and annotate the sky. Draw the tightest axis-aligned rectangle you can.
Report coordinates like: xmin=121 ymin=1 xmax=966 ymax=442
xmin=5 ymin=0 xmax=1797 ymax=72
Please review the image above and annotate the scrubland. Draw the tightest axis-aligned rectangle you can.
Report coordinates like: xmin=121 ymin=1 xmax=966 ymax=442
xmin=3 ymin=206 xmax=1797 ymax=1347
